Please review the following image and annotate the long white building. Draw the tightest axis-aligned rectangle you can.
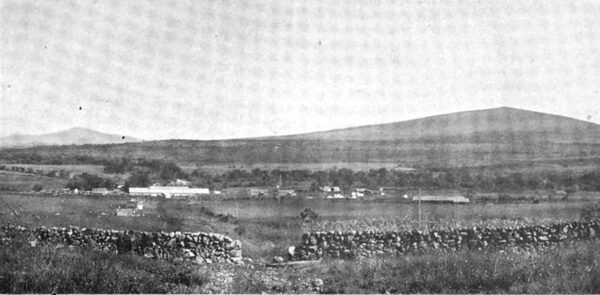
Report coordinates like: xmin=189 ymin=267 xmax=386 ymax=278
xmin=129 ymin=186 xmax=210 ymax=198
xmin=411 ymin=195 xmax=470 ymax=204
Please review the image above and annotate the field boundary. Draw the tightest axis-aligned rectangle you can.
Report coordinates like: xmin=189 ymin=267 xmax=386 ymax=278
xmin=0 ymin=224 xmax=242 ymax=264
xmin=293 ymin=220 xmax=600 ymax=260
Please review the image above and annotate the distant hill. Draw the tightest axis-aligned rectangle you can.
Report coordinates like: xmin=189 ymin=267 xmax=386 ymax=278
xmin=0 ymin=127 xmax=140 ymax=148
xmin=1 ymin=107 xmax=599 ymax=169
xmin=278 ymin=107 xmax=600 ymax=144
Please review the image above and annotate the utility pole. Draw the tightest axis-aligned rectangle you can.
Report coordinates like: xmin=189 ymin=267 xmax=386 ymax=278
xmin=418 ymin=187 xmax=422 ymax=230
xmin=277 ymin=174 xmax=282 ymax=218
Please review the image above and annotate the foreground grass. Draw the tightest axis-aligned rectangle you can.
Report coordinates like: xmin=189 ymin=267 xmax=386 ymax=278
xmin=312 ymin=240 xmax=600 ymax=294
xmin=0 ymin=239 xmax=208 ymax=293
xmin=2 ymin=236 xmax=600 ymax=293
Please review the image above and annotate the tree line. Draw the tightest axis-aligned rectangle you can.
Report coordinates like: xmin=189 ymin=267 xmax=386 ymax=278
xmin=189 ymin=167 xmax=600 ymax=192
xmin=3 ymin=152 xmax=599 ymax=192
xmin=123 ymin=161 xmax=600 ymax=192
xmin=0 ymin=165 xmax=69 ymax=178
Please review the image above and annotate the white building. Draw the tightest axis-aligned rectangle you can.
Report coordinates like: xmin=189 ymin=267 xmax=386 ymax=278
xmin=411 ymin=195 xmax=470 ymax=204
xmin=167 ymin=179 xmax=192 ymax=186
xmin=320 ymin=186 xmax=341 ymax=192
xmin=91 ymin=188 xmax=109 ymax=196
xmin=129 ymin=186 xmax=210 ymax=198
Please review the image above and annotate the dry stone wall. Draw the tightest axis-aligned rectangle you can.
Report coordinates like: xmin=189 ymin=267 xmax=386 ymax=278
xmin=0 ymin=225 xmax=242 ymax=264
xmin=293 ymin=220 xmax=600 ymax=260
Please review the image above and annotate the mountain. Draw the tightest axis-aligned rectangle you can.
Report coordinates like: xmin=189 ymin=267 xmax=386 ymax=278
xmin=1 ymin=107 xmax=599 ymax=168
xmin=278 ymin=107 xmax=600 ymax=144
xmin=0 ymin=127 xmax=140 ymax=148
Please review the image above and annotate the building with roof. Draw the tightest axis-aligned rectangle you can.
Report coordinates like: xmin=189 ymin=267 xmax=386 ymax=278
xmin=249 ymin=188 xmax=271 ymax=197
xmin=167 ymin=179 xmax=192 ymax=186
xmin=91 ymin=188 xmax=109 ymax=196
xmin=412 ymin=195 xmax=470 ymax=204
xmin=129 ymin=186 xmax=209 ymax=198
xmin=277 ymin=189 xmax=297 ymax=197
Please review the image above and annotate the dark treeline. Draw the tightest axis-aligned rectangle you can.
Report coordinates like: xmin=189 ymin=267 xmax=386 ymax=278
xmin=191 ymin=167 xmax=600 ymax=192
xmin=115 ymin=158 xmax=600 ymax=192
xmin=0 ymin=152 xmax=103 ymax=165
xmin=3 ymin=152 xmax=600 ymax=192
xmin=0 ymin=165 xmax=69 ymax=178
xmin=64 ymin=164 xmax=600 ymax=193
xmin=66 ymin=173 xmax=116 ymax=191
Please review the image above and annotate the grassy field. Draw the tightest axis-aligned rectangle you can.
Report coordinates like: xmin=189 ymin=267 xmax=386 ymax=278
xmin=1 ymin=192 xmax=597 ymax=258
xmin=310 ymin=241 xmax=600 ymax=294
xmin=201 ymin=198 xmax=590 ymax=221
xmin=2 ymin=163 xmax=127 ymax=180
xmin=0 ymin=171 xmax=68 ymax=191
xmin=0 ymin=193 xmax=237 ymax=234
xmin=0 ymin=235 xmax=208 ymax=293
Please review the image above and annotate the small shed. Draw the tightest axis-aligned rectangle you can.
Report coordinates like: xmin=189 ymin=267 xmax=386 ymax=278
xmin=277 ymin=189 xmax=297 ymax=197
xmin=91 ymin=188 xmax=109 ymax=196
xmin=115 ymin=208 xmax=138 ymax=216
xmin=249 ymin=188 xmax=270 ymax=197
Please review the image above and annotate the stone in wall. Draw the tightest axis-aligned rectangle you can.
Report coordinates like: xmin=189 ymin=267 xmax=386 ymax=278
xmin=0 ymin=224 xmax=242 ymax=264
xmin=292 ymin=220 xmax=600 ymax=261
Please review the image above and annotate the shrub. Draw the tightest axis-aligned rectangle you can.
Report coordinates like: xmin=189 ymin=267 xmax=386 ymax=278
xmin=32 ymin=184 xmax=43 ymax=192
xmin=582 ymin=203 xmax=600 ymax=221
xmin=300 ymin=208 xmax=319 ymax=223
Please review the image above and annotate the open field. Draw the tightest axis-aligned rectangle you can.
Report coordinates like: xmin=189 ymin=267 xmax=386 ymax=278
xmin=0 ymin=171 xmax=67 ymax=191
xmin=2 ymin=192 xmax=598 ymax=256
xmin=202 ymin=198 xmax=592 ymax=221
xmin=0 ymin=193 xmax=236 ymax=234
xmin=1 ymin=163 xmax=128 ymax=180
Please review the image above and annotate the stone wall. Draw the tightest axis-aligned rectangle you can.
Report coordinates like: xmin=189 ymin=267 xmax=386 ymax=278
xmin=0 ymin=225 xmax=242 ymax=264
xmin=293 ymin=220 xmax=600 ymax=260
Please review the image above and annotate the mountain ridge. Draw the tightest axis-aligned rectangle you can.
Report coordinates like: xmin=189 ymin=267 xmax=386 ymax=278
xmin=1 ymin=107 xmax=599 ymax=169
xmin=0 ymin=127 xmax=140 ymax=148
xmin=271 ymin=107 xmax=600 ymax=143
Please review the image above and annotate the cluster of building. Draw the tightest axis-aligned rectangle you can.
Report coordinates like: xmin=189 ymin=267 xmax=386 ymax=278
xmin=115 ymin=198 xmax=145 ymax=216
xmin=247 ymin=185 xmax=472 ymax=203
xmin=49 ymin=176 xmax=471 ymax=203
xmin=129 ymin=186 xmax=210 ymax=199
xmin=248 ymin=186 xmax=380 ymax=200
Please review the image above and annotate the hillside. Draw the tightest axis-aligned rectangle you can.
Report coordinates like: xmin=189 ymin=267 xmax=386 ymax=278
xmin=279 ymin=107 xmax=600 ymax=144
xmin=1 ymin=107 xmax=599 ymax=168
xmin=0 ymin=127 xmax=139 ymax=148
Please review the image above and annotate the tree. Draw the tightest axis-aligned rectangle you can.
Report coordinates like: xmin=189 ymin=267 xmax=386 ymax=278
xmin=103 ymin=158 xmax=132 ymax=174
xmin=32 ymin=184 xmax=43 ymax=192
xmin=66 ymin=173 xmax=107 ymax=190
xmin=127 ymin=171 xmax=151 ymax=187
xmin=159 ymin=162 xmax=186 ymax=181
xmin=300 ymin=207 xmax=319 ymax=223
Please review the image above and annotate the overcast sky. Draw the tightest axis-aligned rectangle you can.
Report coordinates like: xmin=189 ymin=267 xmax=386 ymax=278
xmin=1 ymin=0 xmax=599 ymax=140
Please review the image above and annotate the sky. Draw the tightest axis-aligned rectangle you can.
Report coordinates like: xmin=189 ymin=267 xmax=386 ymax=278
xmin=1 ymin=0 xmax=600 ymax=140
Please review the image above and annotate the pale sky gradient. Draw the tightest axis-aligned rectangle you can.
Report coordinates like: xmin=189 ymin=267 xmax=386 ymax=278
xmin=1 ymin=0 xmax=600 ymax=140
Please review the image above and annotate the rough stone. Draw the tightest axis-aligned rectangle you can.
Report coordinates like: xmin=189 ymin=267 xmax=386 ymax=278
xmin=292 ymin=220 xmax=599 ymax=261
xmin=0 ymin=225 xmax=241 ymax=264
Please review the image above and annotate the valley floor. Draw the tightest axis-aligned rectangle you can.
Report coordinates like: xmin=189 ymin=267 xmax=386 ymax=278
xmin=1 ymin=192 xmax=600 ymax=293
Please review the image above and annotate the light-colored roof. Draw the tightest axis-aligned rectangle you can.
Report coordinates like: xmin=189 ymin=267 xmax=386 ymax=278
xmin=129 ymin=186 xmax=209 ymax=194
xmin=412 ymin=195 xmax=470 ymax=203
